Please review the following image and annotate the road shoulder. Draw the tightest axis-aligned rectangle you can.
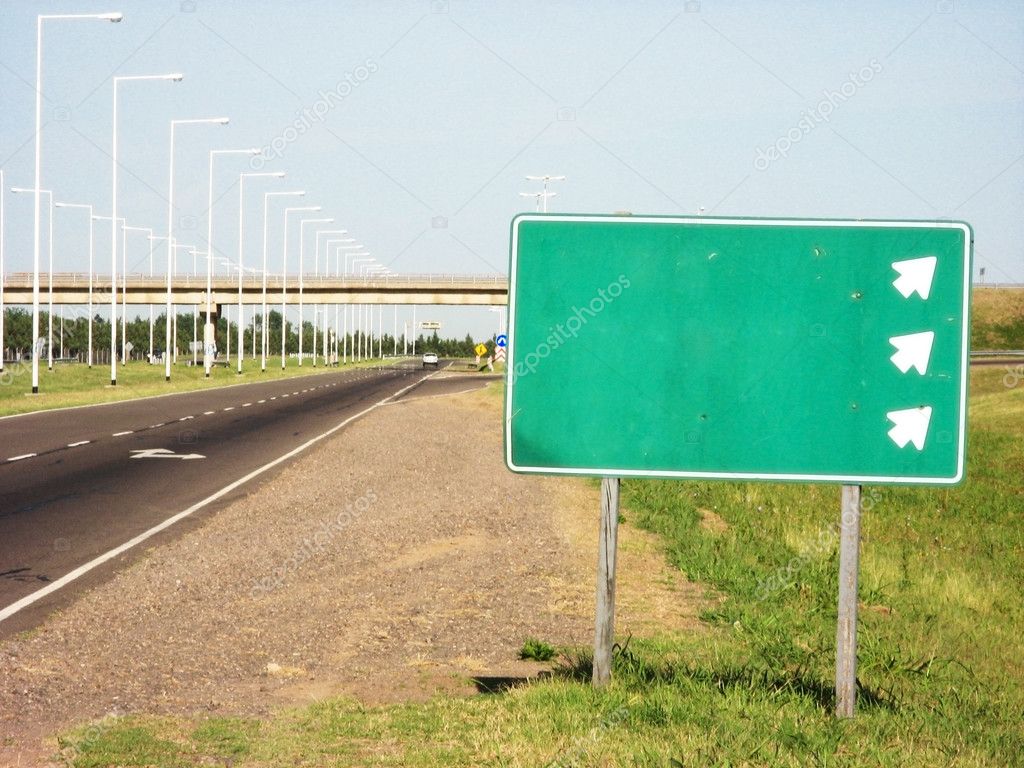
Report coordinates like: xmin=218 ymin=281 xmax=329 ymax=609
xmin=0 ymin=380 xmax=703 ymax=764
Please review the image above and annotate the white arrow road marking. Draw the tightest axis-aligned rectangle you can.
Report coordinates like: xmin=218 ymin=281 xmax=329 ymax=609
xmin=892 ymin=256 xmax=937 ymax=299
xmin=889 ymin=331 xmax=935 ymax=375
xmin=887 ymin=406 xmax=933 ymax=450
xmin=130 ymin=448 xmax=205 ymax=460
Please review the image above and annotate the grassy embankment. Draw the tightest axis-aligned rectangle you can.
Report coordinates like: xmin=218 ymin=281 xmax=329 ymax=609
xmin=57 ymin=366 xmax=1023 ymax=767
xmin=0 ymin=356 xmax=405 ymax=418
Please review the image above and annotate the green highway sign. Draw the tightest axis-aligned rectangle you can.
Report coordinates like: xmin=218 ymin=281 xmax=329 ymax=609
xmin=505 ymin=214 xmax=972 ymax=485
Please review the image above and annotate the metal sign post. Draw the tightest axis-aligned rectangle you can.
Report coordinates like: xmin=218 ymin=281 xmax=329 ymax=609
xmin=592 ymin=477 xmax=620 ymax=686
xmin=835 ymin=484 xmax=862 ymax=717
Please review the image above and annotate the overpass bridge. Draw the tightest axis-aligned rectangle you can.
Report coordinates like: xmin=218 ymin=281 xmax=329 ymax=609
xmin=1 ymin=272 xmax=509 ymax=311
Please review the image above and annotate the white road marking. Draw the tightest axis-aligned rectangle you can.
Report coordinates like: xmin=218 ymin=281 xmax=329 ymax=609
xmin=179 ymin=416 xmax=194 ymax=421
xmin=281 ymin=394 xmax=289 ymax=398
xmin=130 ymin=448 xmax=205 ymax=460
xmin=242 ymin=403 xmax=252 ymax=407
xmin=150 ymin=423 xmax=165 ymax=429
xmin=67 ymin=440 xmax=91 ymax=447
xmin=0 ymin=371 xmax=435 ymax=626
xmin=204 ymin=410 xmax=216 ymax=415
xmin=223 ymin=406 xmax=235 ymax=411
xmin=258 ymin=399 xmax=266 ymax=403
xmin=112 ymin=430 xmax=133 ymax=437
xmin=7 ymin=453 xmax=37 ymax=462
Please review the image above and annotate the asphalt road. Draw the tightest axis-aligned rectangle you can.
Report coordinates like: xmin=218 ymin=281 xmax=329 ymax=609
xmin=0 ymin=360 xmax=476 ymax=639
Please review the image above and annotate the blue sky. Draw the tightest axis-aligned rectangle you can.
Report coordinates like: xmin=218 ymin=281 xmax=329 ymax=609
xmin=1 ymin=0 xmax=1021 ymax=338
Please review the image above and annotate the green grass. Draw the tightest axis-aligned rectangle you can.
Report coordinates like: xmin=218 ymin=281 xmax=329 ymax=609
xmin=519 ymin=637 xmax=558 ymax=662
xmin=0 ymin=355 xmax=406 ymax=417
xmin=58 ymin=367 xmax=1024 ymax=766
xmin=971 ymin=287 xmax=1024 ymax=350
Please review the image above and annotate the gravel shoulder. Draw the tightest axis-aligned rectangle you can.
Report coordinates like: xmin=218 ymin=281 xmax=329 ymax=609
xmin=0 ymin=378 xmax=703 ymax=765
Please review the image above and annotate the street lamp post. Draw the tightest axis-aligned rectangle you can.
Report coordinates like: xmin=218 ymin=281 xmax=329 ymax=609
xmin=298 ymin=218 xmax=334 ymax=365
xmin=32 ymin=11 xmax=123 ymax=392
xmin=12 ymin=187 xmax=54 ymax=371
xmin=123 ymin=227 xmax=155 ymax=360
xmin=146 ymin=232 xmax=170 ymax=363
xmin=236 ymin=171 xmax=284 ymax=374
xmin=323 ymin=236 xmax=357 ymax=365
xmin=313 ymin=230 xmax=349 ymax=367
xmin=165 ymin=116 xmax=229 ymax=382
xmin=350 ymin=257 xmax=372 ymax=361
xmin=91 ymin=213 xmax=125 ymax=366
xmin=346 ymin=250 xmax=370 ymax=362
xmin=331 ymin=244 xmax=363 ymax=363
xmin=366 ymin=265 xmax=389 ymax=360
xmin=112 ymin=73 xmax=182 ymax=385
xmin=260 ymin=190 xmax=304 ymax=371
xmin=324 ymin=241 xmax=359 ymax=362
xmin=54 ymin=201 xmax=95 ymax=366
xmin=204 ymin=147 xmax=260 ymax=377
xmin=525 ymin=174 xmax=566 ymax=212
xmin=280 ymin=205 xmax=321 ymax=369
xmin=519 ymin=190 xmax=557 ymax=212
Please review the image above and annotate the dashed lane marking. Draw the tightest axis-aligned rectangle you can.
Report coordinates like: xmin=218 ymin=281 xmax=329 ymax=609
xmin=7 ymin=453 xmax=37 ymax=462
xmin=67 ymin=440 xmax=91 ymax=447
xmin=112 ymin=430 xmax=133 ymax=437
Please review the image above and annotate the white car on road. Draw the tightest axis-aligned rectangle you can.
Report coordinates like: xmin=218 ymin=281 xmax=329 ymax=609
xmin=422 ymin=352 xmax=439 ymax=368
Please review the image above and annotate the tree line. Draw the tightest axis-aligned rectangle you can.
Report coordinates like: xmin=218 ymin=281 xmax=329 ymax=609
xmin=1 ymin=307 xmax=492 ymax=360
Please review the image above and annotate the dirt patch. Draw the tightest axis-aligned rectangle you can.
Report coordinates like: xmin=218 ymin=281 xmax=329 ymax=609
xmin=0 ymin=382 xmax=703 ymax=765
xmin=698 ymin=508 xmax=730 ymax=535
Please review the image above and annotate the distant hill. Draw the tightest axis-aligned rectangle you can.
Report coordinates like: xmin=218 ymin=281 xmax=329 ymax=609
xmin=972 ymin=286 xmax=1024 ymax=350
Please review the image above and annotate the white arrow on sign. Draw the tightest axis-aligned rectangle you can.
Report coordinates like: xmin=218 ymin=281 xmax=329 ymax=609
xmin=892 ymin=256 xmax=937 ymax=300
xmin=886 ymin=406 xmax=933 ymax=450
xmin=889 ymin=331 xmax=935 ymax=375
xmin=130 ymin=448 xmax=205 ymax=460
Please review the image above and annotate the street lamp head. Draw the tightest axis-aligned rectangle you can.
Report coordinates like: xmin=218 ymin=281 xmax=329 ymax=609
xmin=213 ymin=117 xmax=230 ymax=125
xmin=102 ymin=12 xmax=124 ymax=22
xmin=247 ymin=147 xmax=262 ymax=154
xmin=167 ymin=73 xmax=184 ymax=81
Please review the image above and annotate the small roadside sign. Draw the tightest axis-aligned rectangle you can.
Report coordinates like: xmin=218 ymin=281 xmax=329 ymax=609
xmin=496 ymin=334 xmax=508 ymax=348
xmin=474 ymin=343 xmax=489 ymax=357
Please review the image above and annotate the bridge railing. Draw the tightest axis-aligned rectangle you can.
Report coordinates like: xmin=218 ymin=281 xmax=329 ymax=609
xmin=2 ymin=272 xmax=509 ymax=289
